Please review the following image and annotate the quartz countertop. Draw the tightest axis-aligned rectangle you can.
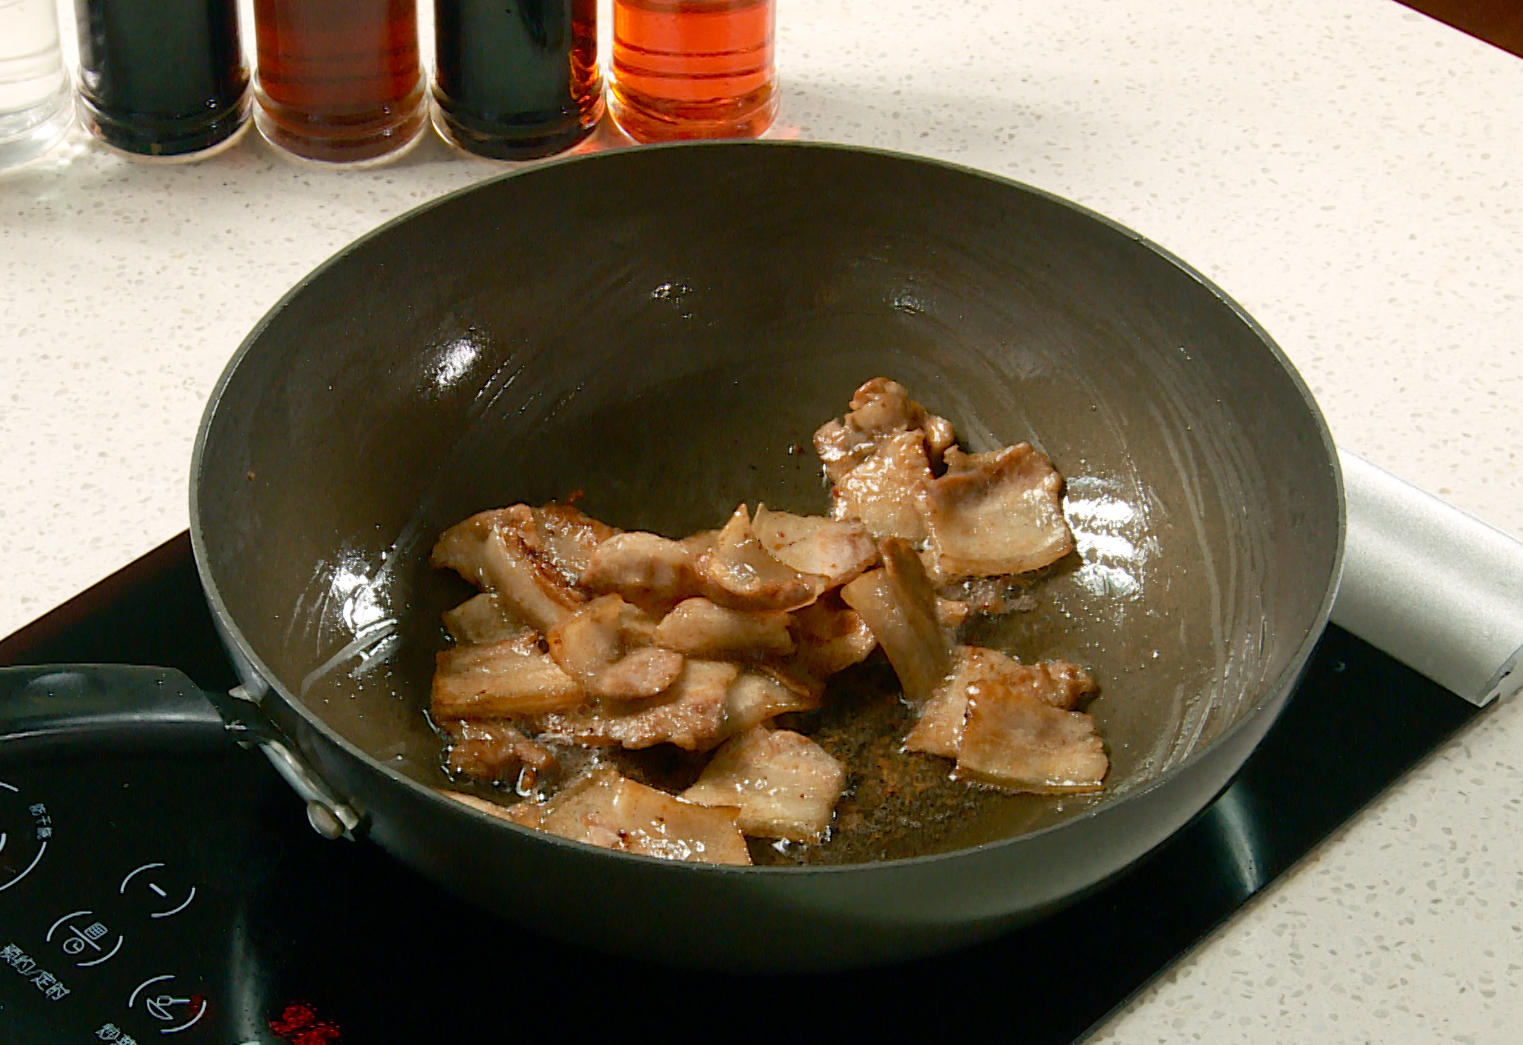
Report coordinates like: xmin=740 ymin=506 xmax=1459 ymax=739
xmin=3 ymin=0 xmax=1521 ymax=1039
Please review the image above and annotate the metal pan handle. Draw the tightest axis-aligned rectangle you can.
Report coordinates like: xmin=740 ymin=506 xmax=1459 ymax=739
xmin=0 ymin=664 xmax=361 ymax=840
xmin=0 ymin=664 xmax=234 ymax=756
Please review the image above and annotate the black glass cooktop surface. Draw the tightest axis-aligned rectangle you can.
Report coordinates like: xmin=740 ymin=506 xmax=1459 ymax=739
xmin=0 ymin=534 xmax=1484 ymax=1044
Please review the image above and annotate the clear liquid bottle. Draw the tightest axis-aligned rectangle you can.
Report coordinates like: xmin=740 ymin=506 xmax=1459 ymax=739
xmin=0 ymin=0 xmax=74 ymax=169
xmin=432 ymin=0 xmax=603 ymax=160
xmin=610 ymin=0 xmax=776 ymax=143
xmin=253 ymin=0 xmax=427 ymax=165
xmin=75 ymin=0 xmax=250 ymax=158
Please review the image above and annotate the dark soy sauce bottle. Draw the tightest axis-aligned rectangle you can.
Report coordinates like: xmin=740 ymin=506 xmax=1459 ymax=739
xmin=74 ymin=0 xmax=249 ymax=158
xmin=433 ymin=0 xmax=603 ymax=160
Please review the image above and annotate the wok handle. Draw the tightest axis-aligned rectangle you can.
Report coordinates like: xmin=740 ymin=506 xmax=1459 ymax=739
xmin=0 ymin=664 xmax=243 ymax=758
xmin=0 ymin=664 xmax=363 ymax=840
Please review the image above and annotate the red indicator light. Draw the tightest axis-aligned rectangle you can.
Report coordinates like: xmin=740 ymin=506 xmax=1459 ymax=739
xmin=269 ymin=1001 xmax=342 ymax=1044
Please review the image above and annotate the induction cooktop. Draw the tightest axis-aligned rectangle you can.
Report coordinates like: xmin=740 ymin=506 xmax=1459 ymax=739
xmin=0 ymin=533 xmax=1484 ymax=1043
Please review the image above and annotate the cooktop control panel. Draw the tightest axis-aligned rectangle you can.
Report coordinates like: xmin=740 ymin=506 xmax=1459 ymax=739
xmin=0 ymin=751 xmax=280 ymax=1043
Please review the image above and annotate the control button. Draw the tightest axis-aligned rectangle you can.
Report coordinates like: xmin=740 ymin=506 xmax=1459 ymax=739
xmin=46 ymin=909 xmax=124 ymax=967
xmin=0 ymin=781 xmax=48 ymax=893
xmin=119 ymin=862 xmax=196 ymax=919
xmin=129 ymin=975 xmax=208 ymax=1035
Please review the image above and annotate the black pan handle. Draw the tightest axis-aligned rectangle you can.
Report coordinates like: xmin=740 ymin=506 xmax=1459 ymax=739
xmin=0 ymin=664 xmax=246 ymax=759
xmin=0 ymin=664 xmax=363 ymax=839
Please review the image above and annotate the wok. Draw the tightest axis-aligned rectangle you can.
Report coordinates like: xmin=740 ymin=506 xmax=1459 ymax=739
xmin=0 ymin=141 xmax=1342 ymax=970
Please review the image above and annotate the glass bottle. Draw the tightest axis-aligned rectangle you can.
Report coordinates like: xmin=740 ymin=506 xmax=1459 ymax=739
xmin=610 ymin=0 xmax=776 ymax=143
xmin=253 ymin=0 xmax=427 ymax=165
xmin=0 ymin=0 xmax=74 ymax=169
xmin=433 ymin=0 xmax=603 ymax=160
xmin=74 ymin=0 xmax=249 ymax=158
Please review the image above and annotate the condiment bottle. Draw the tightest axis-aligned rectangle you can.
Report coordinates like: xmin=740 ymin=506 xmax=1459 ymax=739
xmin=253 ymin=0 xmax=427 ymax=165
xmin=610 ymin=0 xmax=777 ymax=142
xmin=0 ymin=0 xmax=73 ymax=169
xmin=433 ymin=0 xmax=603 ymax=160
xmin=74 ymin=0 xmax=249 ymax=158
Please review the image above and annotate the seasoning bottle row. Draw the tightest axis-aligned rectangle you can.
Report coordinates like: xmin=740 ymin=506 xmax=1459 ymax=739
xmin=0 ymin=0 xmax=777 ymax=171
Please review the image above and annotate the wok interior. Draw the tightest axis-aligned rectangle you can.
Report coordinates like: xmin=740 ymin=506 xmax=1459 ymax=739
xmin=196 ymin=143 xmax=1339 ymax=857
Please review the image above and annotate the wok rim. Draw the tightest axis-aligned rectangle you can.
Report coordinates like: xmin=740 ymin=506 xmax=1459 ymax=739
xmin=189 ymin=138 xmax=1346 ymax=877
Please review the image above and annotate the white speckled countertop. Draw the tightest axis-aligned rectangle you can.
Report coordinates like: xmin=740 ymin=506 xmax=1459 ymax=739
xmin=2 ymin=0 xmax=1521 ymax=1039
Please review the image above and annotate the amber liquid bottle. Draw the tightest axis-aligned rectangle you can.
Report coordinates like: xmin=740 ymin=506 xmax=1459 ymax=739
xmin=253 ymin=0 xmax=427 ymax=164
xmin=434 ymin=0 xmax=603 ymax=160
xmin=610 ymin=0 xmax=776 ymax=142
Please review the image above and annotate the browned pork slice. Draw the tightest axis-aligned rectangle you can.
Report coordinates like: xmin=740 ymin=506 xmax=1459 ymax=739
xmin=546 ymin=594 xmax=681 ymax=700
xmin=839 ymin=538 xmax=953 ymax=707
xmin=789 ymin=596 xmax=878 ymax=680
xmin=508 ymin=502 xmax=619 ymax=587
xmin=680 ymin=728 xmax=847 ymax=842
xmin=699 ymin=504 xmax=825 ymax=612
xmin=903 ymin=645 xmax=1017 ymax=758
xmin=447 ymin=769 xmax=752 ymax=865
xmin=439 ymin=789 xmax=544 ymax=828
xmin=594 ymin=647 xmax=687 ymax=700
xmin=431 ymin=510 xmax=584 ymax=632
xmin=906 ymin=648 xmax=1100 ymax=762
xmin=751 ymin=506 xmax=878 ymax=587
xmin=432 ymin=634 xmax=584 ymax=718
xmin=829 ymin=430 xmax=934 ymax=543
xmin=439 ymin=718 xmax=558 ymax=787
xmin=721 ymin=670 xmax=820 ymax=738
xmin=934 ymin=596 xmax=972 ymax=631
xmin=923 ymin=444 xmax=1073 ymax=578
xmin=579 ymin=531 xmax=704 ymax=612
xmin=536 ymin=659 xmax=740 ymax=751
xmin=442 ymin=592 xmax=531 ymax=646
xmin=954 ymin=662 xmax=1105 ymax=793
xmin=652 ymin=597 xmax=795 ymax=658
xmin=813 ymin=377 xmax=956 ymax=481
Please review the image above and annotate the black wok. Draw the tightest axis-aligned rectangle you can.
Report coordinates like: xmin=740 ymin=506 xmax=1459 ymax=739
xmin=0 ymin=142 xmax=1341 ymax=970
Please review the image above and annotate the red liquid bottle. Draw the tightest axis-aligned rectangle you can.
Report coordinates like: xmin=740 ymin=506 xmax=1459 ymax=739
xmin=610 ymin=0 xmax=776 ymax=142
xmin=253 ymin=0 xmax=426 ymax=164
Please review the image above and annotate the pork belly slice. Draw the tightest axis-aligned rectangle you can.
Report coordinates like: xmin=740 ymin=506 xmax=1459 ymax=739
xmin=652 ymin=597 xmax=795 ymax=659
xmin=595 ymin=647 xmax=687 ymax=700
xmin=829 ymin=430 xmax=934 ymax=543
xmin=539 ymin=768 xmax=753 ymax=864
xmin=546 ymin=594 xmax=680 ymax=700
xmin=789 ymin=596 xmax=878 ymax=680
xmin=511 ymin=505 xmax=618 ymax=591
xmin=439 ymin=789 xmax=543 ymax=828
xmin=934 ymin=597 xmax=971 ymax=632
xmin=903 ymin=645 xmax=1014 ymax=759
xmin=439 ymin=718 xmax=558 ymax=787
xmin=954 ymin=663 xmax=1105 ymax=793
xmin=680 ymin=728 xmax=847 ymax=843
xmin=442 ymin=592 xmax=532 ymax=646
xmin=722 ymin=670 xmax=819 ymax=738
xmin=579 ymin=531 xmax=704 ymax=612
xmin=839 ymin=538 xmax=953 ymax=707
xmin=431 ymin=634 xmax=585 ymax=718
xmin=813 ymin=377 xmax=956 ymax=482
xmin=906 ymin=647 xmax=1099 ymax=761
xmin=750 ymin=506 xmax=878 ymax=587
xmin=923 ymin=444 xmax=1074 ymax=578
xmin=537 ymin=659 xmax=740 ymax=751
xmin=432 ymin=510 xmax=584 ymax=632
xmin=444 ymin=769 xmax=752 ymax=865
xmin=699 ymin=505 xmax=824 ymax=612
